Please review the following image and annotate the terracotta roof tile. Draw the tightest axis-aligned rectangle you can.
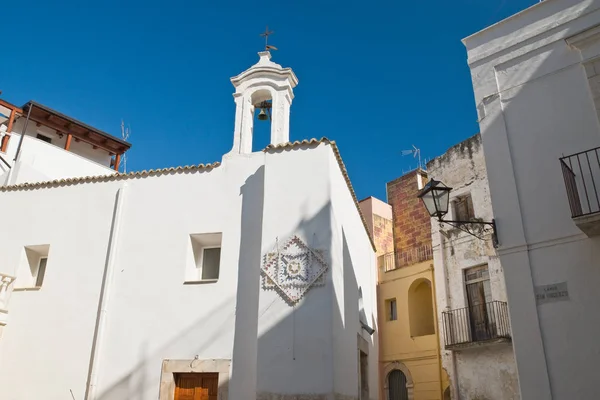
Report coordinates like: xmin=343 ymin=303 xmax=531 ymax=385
xmin=0 ymin=162 xmax=221 ymax=192
xmin=0 ymin=138 xmax=376 ymax=252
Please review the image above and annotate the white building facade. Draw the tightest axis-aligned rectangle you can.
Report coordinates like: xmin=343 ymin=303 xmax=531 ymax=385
xmin=0 ymin=52 xmax=378 ymax=400
xmin=0 ymin=100 xmax=130 ymax=185
xmin=464 ymin=0 xmax=600 ymax=398
xmin=426 ymin=134 xmax=519 ymax=400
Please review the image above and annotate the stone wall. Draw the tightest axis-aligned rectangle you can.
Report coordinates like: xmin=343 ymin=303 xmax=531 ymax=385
xmin=427 ymin=133 xmax=519 ymax=400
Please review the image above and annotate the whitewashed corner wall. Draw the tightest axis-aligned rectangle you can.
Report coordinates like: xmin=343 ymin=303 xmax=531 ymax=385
xmin=463 ymin=1 xmax=600 ymax=399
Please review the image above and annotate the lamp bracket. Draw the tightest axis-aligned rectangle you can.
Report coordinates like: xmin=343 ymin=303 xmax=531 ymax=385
xmin=438 ymin=218 xmax=498 ymax=248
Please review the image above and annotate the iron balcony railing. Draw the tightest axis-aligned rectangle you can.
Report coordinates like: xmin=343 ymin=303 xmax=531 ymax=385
xmin=442 ymin=300 xmax=511 ymax=349
xmin=560 ymin=147 xmax=600 ymax=218
xmin=377 ymin=245 xmax=433 ymax=273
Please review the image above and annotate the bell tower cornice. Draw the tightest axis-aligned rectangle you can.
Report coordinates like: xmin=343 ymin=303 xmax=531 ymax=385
xmin=225 ymin=51 xmax=299 ymax=157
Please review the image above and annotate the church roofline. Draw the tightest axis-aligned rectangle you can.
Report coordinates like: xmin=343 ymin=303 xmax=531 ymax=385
xmin=0 ymin=138 xmax=376 ymax=252
xmin=0 ymin=162 xmax=221 ymax=192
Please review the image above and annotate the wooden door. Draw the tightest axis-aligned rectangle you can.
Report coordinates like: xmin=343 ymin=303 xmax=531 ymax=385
xmin=174 ymin=373 xmax=218 ymax=400
xmin=388 ymin=370 xmax=408 ymax=400
xmin=465 ymin=265 xmax=493 ymax=341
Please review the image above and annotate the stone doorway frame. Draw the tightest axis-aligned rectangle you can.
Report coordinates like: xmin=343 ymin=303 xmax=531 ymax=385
xmin=159 ymin=358 xmax=231 ymax=400
xmin=383 ymin=361 xmax=414 ymax=400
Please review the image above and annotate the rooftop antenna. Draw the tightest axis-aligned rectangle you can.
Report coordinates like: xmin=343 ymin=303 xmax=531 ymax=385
xmin=401 ymin=145 xmax=424 ymax=171
xmin=260 ymin=26 xmax=278 ymax=51
xmin=120 ymin=120 xmax=130 ymax=173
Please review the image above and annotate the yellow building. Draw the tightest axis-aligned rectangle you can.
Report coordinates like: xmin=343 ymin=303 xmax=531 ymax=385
xmin=360 ymin=170 xmax=448 ymax=400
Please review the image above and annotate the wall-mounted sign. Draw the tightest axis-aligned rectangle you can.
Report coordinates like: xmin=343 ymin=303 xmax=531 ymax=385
xmin=535 ymin=282 xmax=569 ymax=305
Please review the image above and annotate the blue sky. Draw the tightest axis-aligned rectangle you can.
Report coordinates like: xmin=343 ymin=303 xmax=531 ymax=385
xmin=1 ymin=0 xmax=536 ymax=200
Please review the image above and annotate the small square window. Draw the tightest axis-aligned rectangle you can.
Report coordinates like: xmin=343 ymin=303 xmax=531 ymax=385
xmin=386 ymin=298 xmax=397 ymax=321
xmin=186 ymin=233 xmax=222 ymax=284
xmin=453 ymin=194 xmax=475 ymax=221
xmin=201 ymin=247 xmax=221 ymax=280
xmin=15 ymin=244 xmax=50 ymax=289
xmin=35 ymin=257 xmax=48 ymax=287
xmin=36 ymin=134 xmax=52 ymax=144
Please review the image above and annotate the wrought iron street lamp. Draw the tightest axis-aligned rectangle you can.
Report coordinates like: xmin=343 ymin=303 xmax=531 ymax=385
xmin=418 ymin=179 xmax=499 ymax=247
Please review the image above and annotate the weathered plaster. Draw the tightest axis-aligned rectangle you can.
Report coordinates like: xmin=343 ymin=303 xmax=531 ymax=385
xmin=427 ymin=133 xmax=519 ymax=400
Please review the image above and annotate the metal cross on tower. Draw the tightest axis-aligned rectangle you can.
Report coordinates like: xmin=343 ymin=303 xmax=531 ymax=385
xmin=260 ymin=26 xmax=278 ymax=51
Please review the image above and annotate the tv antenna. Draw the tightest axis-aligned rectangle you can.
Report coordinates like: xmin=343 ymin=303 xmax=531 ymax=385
xmin=120 ymin=120 xmax=131 ymax=173
xmin=401 ymin=145 xmax=424 ymax=170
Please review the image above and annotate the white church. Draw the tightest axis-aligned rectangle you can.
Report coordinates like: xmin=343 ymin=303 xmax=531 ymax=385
xmin=0 ymin=52 xmax=378 ymax=400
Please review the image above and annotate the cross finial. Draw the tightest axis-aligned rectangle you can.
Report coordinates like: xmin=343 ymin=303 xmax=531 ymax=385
xmin=260 ymin=26 xmax=278 ymax=51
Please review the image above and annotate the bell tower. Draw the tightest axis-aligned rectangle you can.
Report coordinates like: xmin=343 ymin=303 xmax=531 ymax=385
xmin=226 ymin=51 xmax=298 ymax=156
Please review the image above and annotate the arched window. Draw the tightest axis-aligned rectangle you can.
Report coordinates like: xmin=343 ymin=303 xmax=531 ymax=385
xmin=388 ymin=370 xmax=409 ymax=400
xmin=408 ymin=278 xmax=435 ymax=337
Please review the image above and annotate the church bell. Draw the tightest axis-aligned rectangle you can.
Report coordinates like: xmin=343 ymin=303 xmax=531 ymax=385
xmin=257 ymin=108 xmax=268 ymax=121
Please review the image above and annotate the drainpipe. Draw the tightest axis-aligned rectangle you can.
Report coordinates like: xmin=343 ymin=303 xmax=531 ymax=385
xmin=13 ymin=103 xmax=32 ymax=162
xmin=4 ymin=104 xmax=32 ymax=186
xmin=430 ymin=263 xmax=445 ymax=400
xmin=84 ymin=184 xmax=127 ymax=400
xmin=437 ymin=231 xmax=460 ymax=400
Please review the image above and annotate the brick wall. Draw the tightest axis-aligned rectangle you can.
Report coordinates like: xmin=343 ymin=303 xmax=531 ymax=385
xmin=386 ymin=170 xmax=432 ymax=265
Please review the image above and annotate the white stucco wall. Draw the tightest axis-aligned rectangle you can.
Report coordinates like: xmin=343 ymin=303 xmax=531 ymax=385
xmin=10 ymin=117 xmax=113 ymax=166
xmin=329 ymin=150 xmax=378 ymax=400
xmin=464 ymin=1 xmax=600 ymax=398
xmin=0 ymin=134 xmax=115 ymax=185
xmin=0 ymin=142 xmax=377 ymax=400
xmin=0 ymin=183 xmax=118 ymax=399
xmin=427 ymin=134 xmax=519 ymax=400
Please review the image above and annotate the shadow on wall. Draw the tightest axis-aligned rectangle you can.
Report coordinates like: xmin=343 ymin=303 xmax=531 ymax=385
xmin=229 ymin=165 xmax=265 ymax=399
xmin=253 ymin=212 xmax=372 ymax=398
xmin=94 ymin=168 xmax=269 ymax=400
xmin=95 ymin=295 xmax=236 ymax=400
xmin=96 ymin=163 xmax=372 ymax=399
xmin=452 ymin=4 xmax=600 ymax=400
xmin=341 ymin=227 xmax=376 ymax=398
xmin=254 ymin=202 xmax=334 ymax=397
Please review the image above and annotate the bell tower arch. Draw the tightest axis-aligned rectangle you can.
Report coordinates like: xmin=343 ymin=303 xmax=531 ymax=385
xmin=226 ymin=51 xmax=298 ymax=156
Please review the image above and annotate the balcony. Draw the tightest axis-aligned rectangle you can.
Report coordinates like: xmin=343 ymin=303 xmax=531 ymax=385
xmin=377 ymin=245 xmax=433 ymax=273
xmin=442 ymin=300 xmax=511 ymax=350
xmin=560 ymin=147 xmax=600 ymax=236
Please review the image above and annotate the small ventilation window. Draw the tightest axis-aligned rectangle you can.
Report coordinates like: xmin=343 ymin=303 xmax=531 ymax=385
xmin=386 ymin=298 xmax=398 ymax=321
xmin=453 ymin=194 xmax=475 ymax=221
xmin=36 ymin=134 xmax=52 ymax=144
xmin=15 ymin=245 xmax=50 ymax=290
xmin=201 ymin=247 xmax=221 ymax=280
xmin=35 ymin=257 xmax=48 ymax=287
xmin=185 ymin=233 xmax=222 ymax=284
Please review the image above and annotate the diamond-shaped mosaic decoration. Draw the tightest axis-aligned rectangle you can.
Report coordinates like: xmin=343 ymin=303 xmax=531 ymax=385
xmin=261 ymin=235 xmax=328 ymax=305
